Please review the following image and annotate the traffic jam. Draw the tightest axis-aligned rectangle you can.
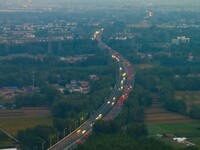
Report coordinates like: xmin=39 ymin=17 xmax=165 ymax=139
xmin=95 ymin=29 xmax=135 ymax=121
xmin=75 ymin=29 xmax=135 ymax=145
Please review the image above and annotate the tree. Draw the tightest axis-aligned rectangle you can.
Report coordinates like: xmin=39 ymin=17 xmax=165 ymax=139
xmin=17 ymin=125 xmax=56 ymax=150
xmin=189 ymin=105 xmax=200 ymax=119
xmin=93 ymin=120 xmax=120 ymax=135
xmin=126 ymin=123 xmax=148 ymax=138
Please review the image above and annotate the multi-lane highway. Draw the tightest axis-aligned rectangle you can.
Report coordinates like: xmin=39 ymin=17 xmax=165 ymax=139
xmin=47 ymin=29 xmax=135 ymax=150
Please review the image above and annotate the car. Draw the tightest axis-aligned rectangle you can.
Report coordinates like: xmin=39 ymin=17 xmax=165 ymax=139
xmin=76 ymin=139 xmax=83 ymax=144
xmin=90 ymin=123 xmax=94 ymax=127
xmin=113 ymin=97 xmax=116 ymax=101
xmin=120 ymin=95 xmax=125 ymax=102
xmin=76 ymin=129 xmax=81 ymax=134
xmin=128 ymin=77 xmax=132 ymax=80
xmin=107 ymin=101 xmax=111 ymax=104
xmin=109 ymin=111 xmax=114 ymax=115
xmin=124 ymin=87 xmax=132 ymax=93
xmin=124 ymin=94 xmax=128 ymax=99
xmin=84 ymin=133 xmax=89 ymax=138
xmin=117 ymin=102 xmax=122 ymax=106
xmin=124 ymin=89 xmax=128 ymax=93
xmin=96 ymin=114 xmax=102 ymax=120
xmin=111 ymin=102 xmax=115 ymax=106
xmin=105 ymin=117 xmax=110 ymax=121
xmin=122 ymin=73 xmax=126 ymax=77
xmin=82 ymin=130 xmax=86 ymax=134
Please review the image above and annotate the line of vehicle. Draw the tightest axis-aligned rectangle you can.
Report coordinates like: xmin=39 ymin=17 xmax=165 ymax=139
xmin=47 ymin=29 xmax=135 ymax=150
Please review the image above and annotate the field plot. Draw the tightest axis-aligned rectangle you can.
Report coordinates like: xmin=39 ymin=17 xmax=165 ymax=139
xmin=146 ymin=104 xmax=196 ymax=123
xmin=136 ymin=63 xmax=154 ymax=69
xmin=0 ymin=107 xmax=52 ymax=135
xmin=175 ymin=90 xmax=200 ymax=106
xmin=0 ymin=107 xmax=51 ymax=117
xmin=146 ymin=103 xmax=200 ymax=148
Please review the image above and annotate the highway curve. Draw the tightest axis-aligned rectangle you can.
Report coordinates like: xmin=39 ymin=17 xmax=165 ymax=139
xmin=47 ymin=29 xmax=135 ymax=150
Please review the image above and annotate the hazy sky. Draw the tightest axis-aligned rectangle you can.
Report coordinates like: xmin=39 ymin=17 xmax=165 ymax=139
xmin=0 ymin=0 xmax=199 ymax=4
xmin=0 ymin=0 xmax=200 ymax=8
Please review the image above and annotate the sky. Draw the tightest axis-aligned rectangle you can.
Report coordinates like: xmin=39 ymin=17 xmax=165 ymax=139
xmin=0 ymin=0 xmax=200 ymax=8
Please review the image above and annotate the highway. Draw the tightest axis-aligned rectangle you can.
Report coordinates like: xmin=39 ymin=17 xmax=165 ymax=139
xmin=47 ymin=29 xmax=135 ymax=150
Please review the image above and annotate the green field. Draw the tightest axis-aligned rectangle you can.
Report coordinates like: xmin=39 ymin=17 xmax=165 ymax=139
xmin=147 ymin=122 xmax=200 ymax=148
xmin=0 ymin=116 xmax=53 ymax=136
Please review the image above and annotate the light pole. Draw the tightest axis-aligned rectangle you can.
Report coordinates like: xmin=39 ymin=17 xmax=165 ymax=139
xmin=63 ymin=128 xmax=67 ymax=137
xmin=85 ymin=112 xmax=88 ymax=120
xmin=74 ymin=120 xmax=78 ymax=129
xmin=70 ymin=125 xmax=72 ymax=133
xmin=80 ymin=116 xmax=84 ymax=125
xmin=57 ymin=132 xmax=60 ymax=141
xmin=42 ymin=141 xmax=46 ymax=150
xmin=49 ymin=137 xmax=52 ymax=147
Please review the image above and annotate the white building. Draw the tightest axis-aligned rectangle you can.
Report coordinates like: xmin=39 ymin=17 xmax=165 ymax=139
xmin=173 ymin=137 xmax=187 ymax=143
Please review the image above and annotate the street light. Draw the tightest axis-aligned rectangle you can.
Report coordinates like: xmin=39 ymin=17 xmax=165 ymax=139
xmin=49 ymin=136 xmax=53 ymax=147
xmin=42 ymin=141 xmax=46 ymax=150
xmin=63 ymin=128 xmax=68 ymax=137
xmin=80 ymin=116 xmax=84 ymax=125
xmin=70 ymin=125 xmax=72 ymax=133
xmin=57 ymin=132 xmax=60 ymax=141
xmin=74 ymin=120 xmax=78 ymax=129
xmin=85 ymin=112 xmax=88 ymax=120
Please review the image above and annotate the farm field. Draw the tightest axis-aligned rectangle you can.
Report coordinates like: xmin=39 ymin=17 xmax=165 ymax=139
xmin=135 ymin=63 xmax=156 ymax=70
xmin=146 ymin=103 xmax=196 ymax=123
xmin=0 ymin=107 xmax=52 ymax=135
xmin=146 ymin=103 xmax=200 ymax=148
xmin=175 ymin=90 xmax=200 ymax=107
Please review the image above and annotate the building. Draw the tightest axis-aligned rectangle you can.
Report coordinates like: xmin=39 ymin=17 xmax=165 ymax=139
xmin=177 ymin=36 xmax=190 ymax=43
xmin=89 ymin=74 xmax=99 ymax=81
xmin=173 ymin=137 xmax=187 ymax=143
xmin=0 ymin=86 xmax=40 ymax=102
xmin=172 ymin=36 xmax=190 ymax=45
xmin=65 ymin=80 xmax=90 ymax=94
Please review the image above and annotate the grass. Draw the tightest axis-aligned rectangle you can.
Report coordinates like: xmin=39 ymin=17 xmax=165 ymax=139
xmin=0 ymin=116 xmax=53 ymax=136
xmin=148 ymin=122 xmax=200 ymax=136
xmin=147 ymin=122 xmax=200 ymax=148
